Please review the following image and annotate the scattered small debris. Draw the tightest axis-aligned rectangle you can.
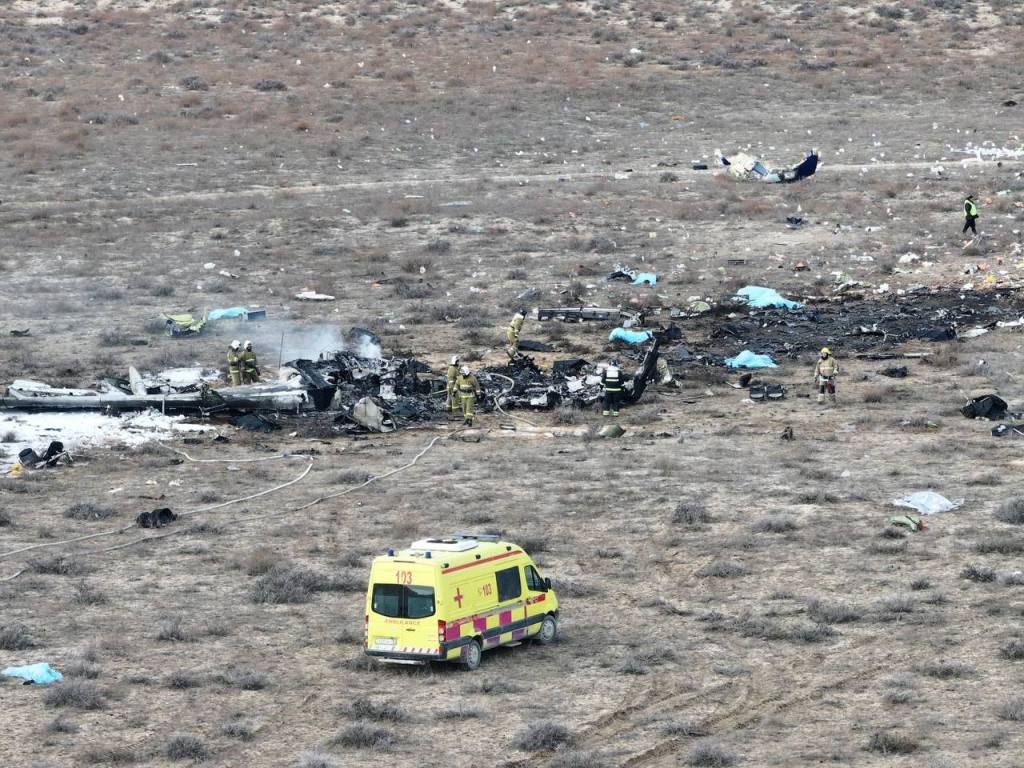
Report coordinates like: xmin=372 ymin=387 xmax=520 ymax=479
xmin=294 ymin=291 xmax=335 ymax=301
xmin=880 ymin=366 xmax=908 ymax=378
xmin=136 ymin=508 xmax=177 ymax=529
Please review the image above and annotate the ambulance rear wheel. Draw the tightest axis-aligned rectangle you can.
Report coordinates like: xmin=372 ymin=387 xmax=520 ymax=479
xmin=463 ymin=639 xmax=482 ymax=671
xmin=537 ymin=615 xmax=558 ymax=645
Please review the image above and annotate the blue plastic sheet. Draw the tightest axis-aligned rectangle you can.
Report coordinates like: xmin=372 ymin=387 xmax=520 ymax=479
xmin=208 ymin=307 xmax=247 ymax=320
xmin=734 ymin=286 xmax=804 ymax=311
xmin=725 ymin=350 xmax=778 ymax=369
xmin=2 ymin=663 xmax=63 ymax=685
xmin=631 ymin=273 xmax=657 ymax=286
xmin=609 ymin=328 xmax=654 ymax=345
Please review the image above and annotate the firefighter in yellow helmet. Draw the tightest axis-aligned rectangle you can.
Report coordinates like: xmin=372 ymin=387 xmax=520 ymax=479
xmin=227 ymin=339 xmax=242 ymax=386
xmin=456 ymin=365 xmax=483 ymax=427
xmin=445 ymin=355 xmax=461 ymax=414
xmin=241 ymin=340 xmax=260 ymax=384
xmin=506 ymin=308 xmax=526 ymax=360
xmin=814 ymin=347 xmax=838 ymax=404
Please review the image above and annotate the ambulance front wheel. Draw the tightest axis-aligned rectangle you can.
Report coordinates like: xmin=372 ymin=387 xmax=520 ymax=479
xmin=462 ymin=639 xmax=482 ymax=671
xmin=537 ymin=614 xmax=558 ymax=645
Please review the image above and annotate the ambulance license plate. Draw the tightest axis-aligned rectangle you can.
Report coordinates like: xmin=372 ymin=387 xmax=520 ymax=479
xmin=373 ymin=638 xmax=396 ymax=650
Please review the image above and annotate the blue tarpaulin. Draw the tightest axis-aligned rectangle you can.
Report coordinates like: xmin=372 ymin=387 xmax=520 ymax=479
xmin=631 ymin=273 xmax=657 ymax=286
xmin=208 ymin=307 xmax=247 ymax=320
xmin=2 ymin=663 xmax=63 ymax=685
xmin=609 ymin=328 xmax=654 ymax=345
xmin=734 ymin=286 xmax=804 ymax=311
xmin=725 ymin=350 xmax=778 ymax=369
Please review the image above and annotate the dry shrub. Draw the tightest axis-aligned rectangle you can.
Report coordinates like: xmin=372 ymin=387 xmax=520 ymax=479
xmin=0 ymin=623 xmax=35 ymax=650
xmin=29 ymin=555 xmax=90 ymax=576
xmin=686 ymin=740 xmax=738 ymax=766
xmin=164 ymin=733 xmax=209 ymax=761
xmin=697 ymin=561 xmax=746 ymax=578
xmin=995 ymin=498 xmax=1024 ymax=525
xmin=43 ymin=680 xmax=107 ymax=710
xmin=512 ymin=721 xmax=574 ymax=751
xmin=673 ymin=502 xmax=711 ymax=525
xmin=806 ymin=598 xmax=861 ymax=624
xmin=297 ymin=749 xmax=339 ymax=768
xmin=348 ymin=699 xmax=407 ymax=722
xmin=64 ymin=503 xmax=117 ymax=520
xmin=331 ymin=722 xmax=394 ymax=750
xmin=239 ymin=547 xmax=283 ymax=576
xmin=868 ymin=731 xmax=918 ymax=754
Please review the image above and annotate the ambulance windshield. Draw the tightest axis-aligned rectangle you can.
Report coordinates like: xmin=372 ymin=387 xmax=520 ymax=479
xmin=372 ymin=584 xmax=436 ymax=619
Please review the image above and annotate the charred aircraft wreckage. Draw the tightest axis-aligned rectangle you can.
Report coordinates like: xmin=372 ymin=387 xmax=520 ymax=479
xmin=0 ymin=327 xmax=667 ymax=432
xmin=5 ymin=287 xmax=1022 ymax=433
xmin=716 ymin=147 xmax=819 ymax=183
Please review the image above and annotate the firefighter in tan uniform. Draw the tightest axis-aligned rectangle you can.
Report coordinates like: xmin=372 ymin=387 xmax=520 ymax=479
xmin=814 ymin=347 xmax=839 ymax=404
xmin=241 ymin=340 xmax=260 ymax=384
xmin=456 ymin=365 xmax=483 ymax=427
xmin=227 ymin=339 xmax=242 ymax=386
xmin=445 ymin=355 xmax=461 ymax=414
xmin=506 ymin=309 xmax=526 ymax=360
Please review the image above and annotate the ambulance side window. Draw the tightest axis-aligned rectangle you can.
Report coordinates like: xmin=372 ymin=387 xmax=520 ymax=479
xmin=524 ymin=565 xmax=546 ymax=592
xmin=496 ymin=566 xmax=522 ymax=602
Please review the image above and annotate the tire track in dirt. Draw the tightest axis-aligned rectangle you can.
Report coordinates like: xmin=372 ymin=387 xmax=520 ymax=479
xmin=613 ymin=637 xmax=883 ymax=767
xmin=499 ymin=627 xmax=914 ymax=768
xmin=2 ymin=159 xmax=1016 ymax=215
xmin=618 ymin=623 xmax=993 ymax=768
xmin=499 ymin=680 xmax=744 ymax=768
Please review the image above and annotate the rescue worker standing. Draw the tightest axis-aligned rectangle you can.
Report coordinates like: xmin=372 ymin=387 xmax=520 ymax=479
xmin=963 ymin=194 xmax=979 ymax=236
xmin=456 ymin=365 xmax=483 ymax=427
xmin=241 ymin=340 xmax=260 ymax=384
xmin=602 ymin=359 xmax=623 ymax=417
xmin=227 ymin=339 xmax=242 ymax=386
xmin=506 ymin=308 xmax=526 ymax=360
xmin=814 ymin=347 xmax=839 ymax=404
xmin=445 ymin=355 xmax=461 ymax=414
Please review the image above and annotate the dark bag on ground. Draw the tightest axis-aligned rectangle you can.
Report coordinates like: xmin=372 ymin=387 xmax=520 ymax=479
xmin=961 ymin=394 xmax=1008 ymax=421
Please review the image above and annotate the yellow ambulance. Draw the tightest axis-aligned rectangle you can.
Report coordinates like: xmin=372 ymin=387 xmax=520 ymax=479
xmin=364 ymin=533 xmax=558 ymax=670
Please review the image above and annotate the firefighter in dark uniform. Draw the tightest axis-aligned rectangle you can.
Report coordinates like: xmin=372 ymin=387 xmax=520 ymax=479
xmin=602 ymin=359 xmax=623 ymax=417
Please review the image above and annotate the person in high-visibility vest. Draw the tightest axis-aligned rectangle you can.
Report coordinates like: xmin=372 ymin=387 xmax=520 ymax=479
xmin=963 ymin=195 xmax=979 ymax=235
xmin=241 ymin=340 xmax=260 ymax=384
xmin=601 ymin=359 xmax=623 ymax=417
xmin=813 ymin=347 xmax=839 ymax=404
xmin=456 ymin=366 xmax=483 ymax=427
xmin=445 ymin=355 xmax=461 ymax=413
xmin=227 ymin=339 xmax=242 ymax=386
xmin=506 ymin=309 xmax=526 ymax=360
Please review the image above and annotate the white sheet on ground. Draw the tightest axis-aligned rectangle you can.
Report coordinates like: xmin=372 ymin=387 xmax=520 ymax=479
xmin=0 ymin=411 xmax=210 ymax=470
xmin=891 ymin=491 xmax=963 ymax=515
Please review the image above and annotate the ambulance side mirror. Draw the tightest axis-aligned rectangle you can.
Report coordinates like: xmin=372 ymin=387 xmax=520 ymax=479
xmin=544 ymin=577 xmax=552 ymax=591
